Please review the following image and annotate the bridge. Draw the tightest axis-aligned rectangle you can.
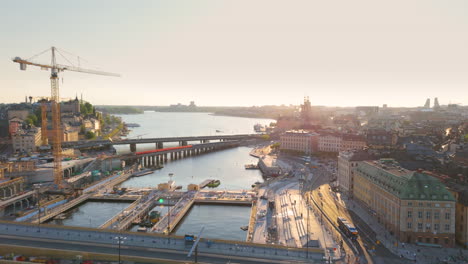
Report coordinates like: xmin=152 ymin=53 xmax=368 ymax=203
xmin=0 ymin=221 xmax=324 ymax=263
xmin=61 ymin=134 xmax=262 ymax=151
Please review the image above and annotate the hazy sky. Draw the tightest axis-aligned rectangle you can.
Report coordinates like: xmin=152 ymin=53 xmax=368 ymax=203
xmin=1 ymin=0 xmax=467 ymax=107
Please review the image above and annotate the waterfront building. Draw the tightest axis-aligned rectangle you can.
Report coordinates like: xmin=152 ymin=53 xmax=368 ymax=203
xmin=12 ymin=126 xmax=41 ymax=153
xmin=280 ymin=130 xmax=318 ymax=154
xmin=318 ymin=133 xmax=366 ymax=153
xmin=337 ymin=149 xmax=374 ymax=197
xmin=258 ymin=155 xmax=281 ymax=176
xmin=353 ymin=159 xmax=456 ymax=247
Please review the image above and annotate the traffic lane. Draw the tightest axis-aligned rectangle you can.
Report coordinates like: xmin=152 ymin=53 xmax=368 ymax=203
xmin=0 ymin=235 xmax=296 ymax=264
xmin=313 ymin=189 xmax=374 ymax=264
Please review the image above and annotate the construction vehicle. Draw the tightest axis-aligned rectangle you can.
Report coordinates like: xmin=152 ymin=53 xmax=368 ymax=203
xmin=13 ymin=47 xmax=120 ymax=190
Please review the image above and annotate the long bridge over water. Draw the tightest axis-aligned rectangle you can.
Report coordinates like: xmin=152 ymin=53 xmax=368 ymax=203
xmin=62 ymin=134 xmax=262 ymax=151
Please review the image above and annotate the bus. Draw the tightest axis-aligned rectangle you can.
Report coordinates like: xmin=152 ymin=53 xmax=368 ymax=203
xmin=337 ymin=217 xmax=358 ymax=239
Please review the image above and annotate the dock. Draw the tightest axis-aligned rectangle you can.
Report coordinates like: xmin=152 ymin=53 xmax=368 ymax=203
xmin=151 ymin=192 xmax=196 ymax=234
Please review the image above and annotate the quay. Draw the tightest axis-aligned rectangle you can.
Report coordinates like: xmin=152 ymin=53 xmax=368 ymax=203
xmin=152 ymin=190 xmax=255 ymax=234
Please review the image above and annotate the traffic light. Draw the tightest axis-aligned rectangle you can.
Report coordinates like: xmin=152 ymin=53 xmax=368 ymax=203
xmin=158 ymin=198 xmax=164 ymax=203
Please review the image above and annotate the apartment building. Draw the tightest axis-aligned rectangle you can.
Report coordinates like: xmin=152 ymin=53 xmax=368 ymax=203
xmin=337 ymin=149 xmax=373 ymax=197
xmin=280 ymin=130 xmax=318 ymax=154
xmin=12 ymin=127 xmax=42 ymax=153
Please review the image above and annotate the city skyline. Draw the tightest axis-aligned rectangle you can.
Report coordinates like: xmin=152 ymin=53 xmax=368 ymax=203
xmin=1 ymin=0 xmax=468 ymax=107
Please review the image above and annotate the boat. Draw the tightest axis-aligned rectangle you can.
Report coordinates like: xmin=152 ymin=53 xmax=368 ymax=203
xmin=132 ymin=169 xmax=154 ymax=177
xmin=149 ymin=211 xmax=161 ymax=223
xmin=254 ymin=123 xmax=266 ymax=132
xmin=240 ymin=226 xmax=248 ymax=231
xmin=137 ymin=227 xmax=147 ymax=232
xmin=125 ymin=123 xmax=141 ymax=127
xmin=207 ymin=180 xmax=221 ymax=188
xmin=244 ymin=164 xmax=258 ymax=170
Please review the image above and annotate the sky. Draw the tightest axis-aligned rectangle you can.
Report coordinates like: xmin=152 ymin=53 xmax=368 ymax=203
xmin=1 ymin=0 xmax=467 ymax=107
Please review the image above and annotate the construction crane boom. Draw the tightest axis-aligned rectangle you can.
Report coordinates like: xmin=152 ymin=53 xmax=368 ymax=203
xmin=13 ymin=46 xmax=120 ymax=189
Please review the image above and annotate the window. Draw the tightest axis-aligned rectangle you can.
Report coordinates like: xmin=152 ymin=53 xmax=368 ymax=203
xmin=426 ymin=212 xmax=431 ymax=219
xmin=418 ymin=223 xmax=423 ymax=230
xmin=407 ymin=211 xmax=412 ymax=218
xmin=407 ymin=222 xmax=412 ymax=229
xmin=434 ymin=224 xmax=439 ymax=230
xmin=418 ymin=211 xmax=422 ymax=218
xmin=434 ymin=212 xmax=439 ymax=219
xmin=418 ymin=202 xmax=423 ymax=207
xmin=445 ymin=212 xmax=451 ymax=220
xmin=445 ymin=224 xmax=450 ymax=231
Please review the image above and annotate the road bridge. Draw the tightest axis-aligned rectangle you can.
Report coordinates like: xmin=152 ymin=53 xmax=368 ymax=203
xmin=0 ymin=221 xmax=324 ymax=263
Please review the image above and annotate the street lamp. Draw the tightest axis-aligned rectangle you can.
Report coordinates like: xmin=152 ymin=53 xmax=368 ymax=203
xmin=35 ymin=187 xmax=42 ymax=232
xmin=114 ymin=235 xmax=127 ymax=264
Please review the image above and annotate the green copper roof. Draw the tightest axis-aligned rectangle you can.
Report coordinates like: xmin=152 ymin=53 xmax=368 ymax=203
xmin=356 ymin=161 xmax=455 ymax=201
xmin=400 ymin=172 xmax=455 ymax=201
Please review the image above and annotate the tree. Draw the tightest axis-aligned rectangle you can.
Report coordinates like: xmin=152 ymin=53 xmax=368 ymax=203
xmin=80 ymin=125 xmax=86 ymax=134
xmin=85 ymin=131 xmax=96 ymax=139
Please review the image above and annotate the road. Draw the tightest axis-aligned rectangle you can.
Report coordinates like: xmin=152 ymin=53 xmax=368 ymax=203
xmin=0 ymin=235 xmax=301 ymax=264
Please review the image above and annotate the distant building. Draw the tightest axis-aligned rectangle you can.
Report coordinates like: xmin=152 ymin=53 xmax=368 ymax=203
xmin=280 ymin=130 xmax=318 ymax=154
xmin=7 ymin=109 xmax=29 ymax=121
xmin=12 ymin=126 xmax=42 ymax=153
xmin=61 ymin=97 xmax=80 ymax=114
xmin=8 ymin=117 xmax=23 ymax=136
xmin=354 ymin=159 xmax=456 ymax=247
xmin=366 ymin=129 xmax=398 ymax=147
xmin=355 ymin=106 xmax=379 ymax=117
xmin=317 ymin=133 xmax=366 ymax=153
xmin=337 ymin=149 xmax=374 ymax=197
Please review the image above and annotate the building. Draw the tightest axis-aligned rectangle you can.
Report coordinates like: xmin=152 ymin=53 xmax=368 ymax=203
xmin=61 ymin=97 xmax=80 ymax=114
xmin=7 ymin=109 xmax=29 ymax=121
xmin=366 ymin=129 xmax=398 ymax=147
xmin=8 ymin=117 xmax=23 ymax=136
xmin=318 ymin=133 xmax=342 ymax=152
xmin=280 ymin=130 xmax=318 ymax=154
xmin=337 ymin=149 xmax=374 ymax=197
xmin=353 ymin=159 xmax=456 ymax=247
xmin=446 ymin=185 xmax=468 ymax=248
xmin=318 ymin=133 xmax=366 ymax=153
xmin=258 ymin=155 xmax=281 ymax=176
xmin=12 ymin=127 xmax=42 ymax=153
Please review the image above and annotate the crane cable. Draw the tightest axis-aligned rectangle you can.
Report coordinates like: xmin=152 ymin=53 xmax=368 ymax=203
xmin=25 ymin=47 xmax=51 ymax=62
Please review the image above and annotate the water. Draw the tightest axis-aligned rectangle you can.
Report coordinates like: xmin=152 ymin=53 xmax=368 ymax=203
xmin=114 ymin=111 xmax=273 ymax=153
xmin=61 ymin=112 xmax=269 ymax=240
xmin=174 ymin=205 xmax=251 ymax=241
xmin=52 ymin=201 xmax=131 ymax=228
xmin=120 ymin=146 xmax=263 ymax=190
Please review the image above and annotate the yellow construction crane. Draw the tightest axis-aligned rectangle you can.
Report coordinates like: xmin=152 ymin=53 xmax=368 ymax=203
xmin=13 ymin=47 xmax=120 ymax=188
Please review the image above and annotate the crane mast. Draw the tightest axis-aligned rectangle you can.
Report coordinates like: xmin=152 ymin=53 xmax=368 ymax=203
xmin=40 ymin=100 xmax=48 ymax=146
xmin=13 ymin=47 xmax=120 ymax=189
xmin=50 ymin=47 xmax=63 ymax=186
